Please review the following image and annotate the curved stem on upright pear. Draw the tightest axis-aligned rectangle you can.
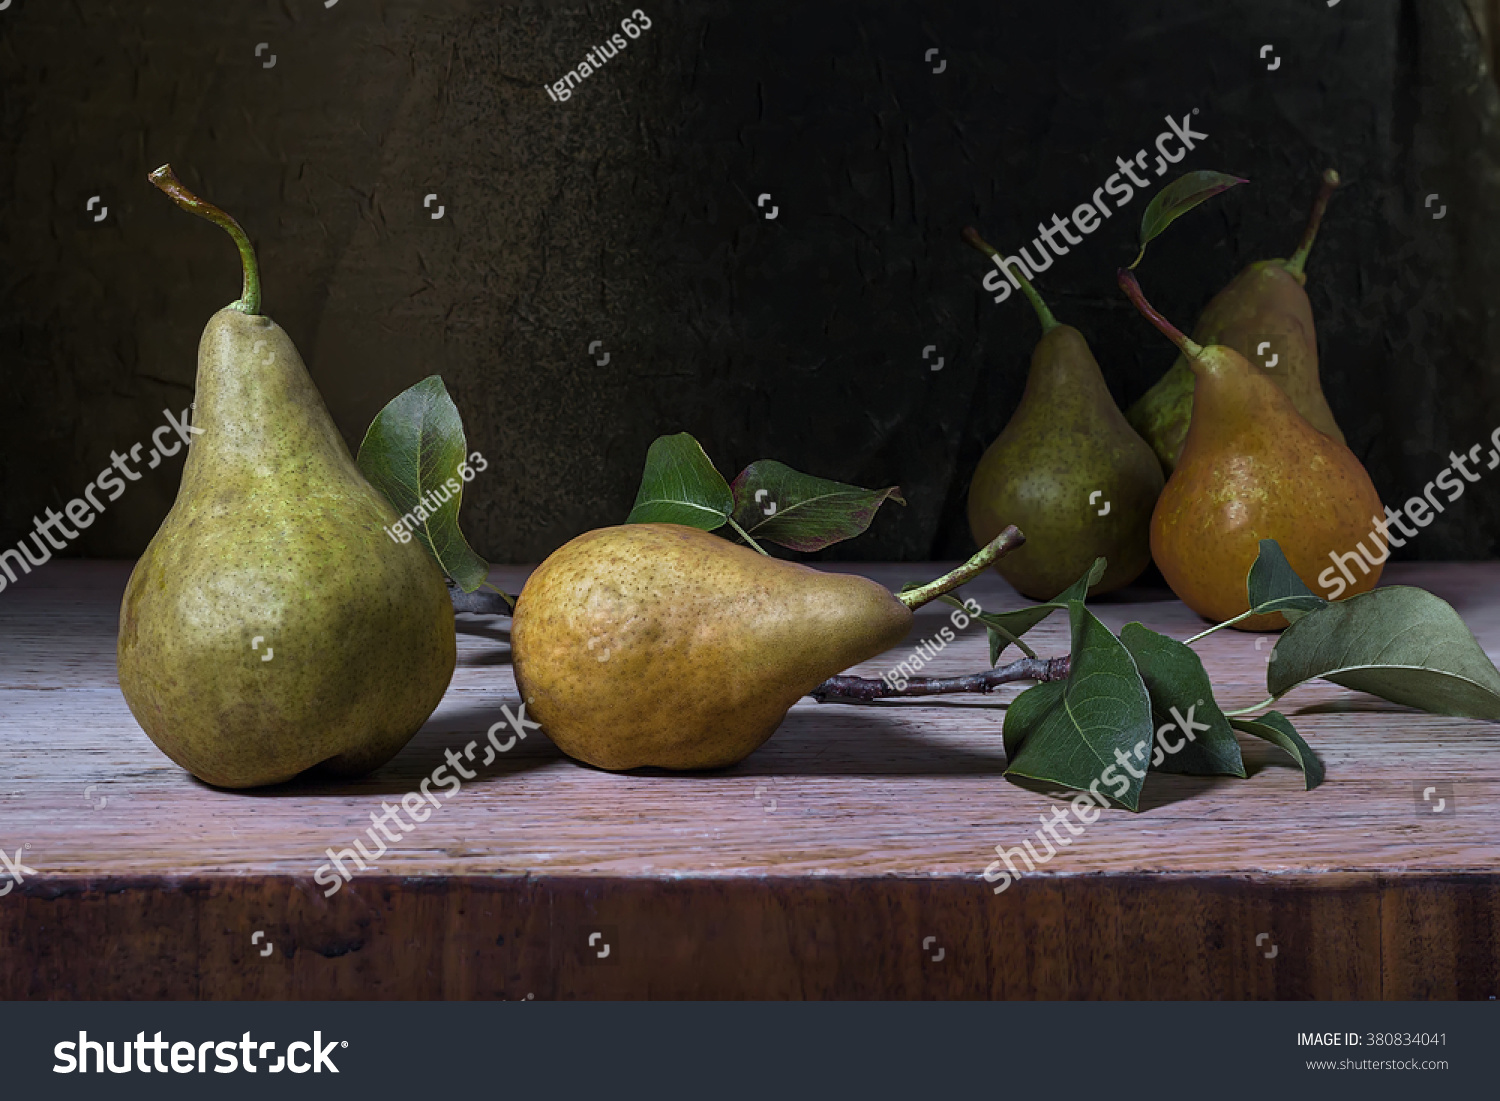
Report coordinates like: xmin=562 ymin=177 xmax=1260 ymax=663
xmin=1284 ymin=168 xmax=1340 ymax=281
xmin=809 ymin=654 xmax=1070 ymax=702
xmin=897 ymin=525 xmax=1025 ymax=610
xmin=148 ymin=164 xmax=262 ymax=315
xmin=962 ymin=227 xmax=1059 ymax=332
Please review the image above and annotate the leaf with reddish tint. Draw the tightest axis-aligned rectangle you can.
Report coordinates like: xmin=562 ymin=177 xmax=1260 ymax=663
xmin=1133 ymin=170 xmax=1248 ymax=267
xmin=729 ymin=461 xmax=904 ymax=552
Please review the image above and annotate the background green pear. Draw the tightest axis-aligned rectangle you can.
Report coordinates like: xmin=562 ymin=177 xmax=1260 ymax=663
xmin=963 ymin=229 xmax=1163 ymax=600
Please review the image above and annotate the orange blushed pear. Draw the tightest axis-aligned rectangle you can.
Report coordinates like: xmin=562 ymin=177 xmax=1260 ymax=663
xmin=1118 ymin=267 xmax=1384 ymax=629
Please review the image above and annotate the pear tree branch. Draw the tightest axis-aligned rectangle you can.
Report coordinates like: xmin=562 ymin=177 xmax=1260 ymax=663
xmin=809 ymin=655 xmax=1070 ymax=702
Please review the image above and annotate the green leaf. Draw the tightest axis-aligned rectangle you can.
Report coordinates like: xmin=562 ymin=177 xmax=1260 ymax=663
xmin=1246 ymin=539 xmax=1326 ymax=621
xmin=625 ymin=433 xmax=734 ymax=530
xmin=1046 ymin=557 xmax=1108 ymax=605
xmin=1002 ymin=600 xmax=1155 ymax=810
xmin=356 ymin=375 xmax=490 ymax=592
xmin=1229 ymin=711 xmax=1325 ymax=790
xmin=728 ymin=461 xmax=904 ymax=552
xmin=988 ymin=621 xmax=1037 ymax=664
xmin=1267 ymin=586 xmax=1500 ymax=720
xmin=1119 ymin=623 xmax=1245 ymax=777
xmin=1187 ymin=540 xmax=1328 ymax=643
xmin=932 ymin=594 xmax=1037 ymax=661
xmin=1133 ymin=170 xmax=1248 ymax=266
xmin=977 ymin=558 xmax=1106 ymax=664
xmin=932 ymin=592 xmax=1008 ymax=652
xmin=1001 ymin=679 xmax=1064 ymax=761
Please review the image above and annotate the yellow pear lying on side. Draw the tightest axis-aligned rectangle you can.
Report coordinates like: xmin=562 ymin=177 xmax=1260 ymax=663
xmin=511 ymin=523 xmax=916 ymax=770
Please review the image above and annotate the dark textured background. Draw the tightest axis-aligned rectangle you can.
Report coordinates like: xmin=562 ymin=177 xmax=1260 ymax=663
xmin=2 ymin=0 xmax=1499 ymax=566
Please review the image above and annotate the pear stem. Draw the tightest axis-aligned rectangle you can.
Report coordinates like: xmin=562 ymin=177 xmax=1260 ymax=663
xmin=1117 ymin=268 xmax=1203 ymax=359
xmin=726 ymin=517 xmax=770 ymax=556
xmin=1284 ymin=168 xmax=1340 ymax=280
xmin=897 ymin=526 xmax=1025 ymax=610
xmin=809 ymin=654 xmax=1070 ymax=702
xmin=148 ymin=164 xmax=262 ymax=315
xmin=962 ymin=227 xmax=1059 ymax=332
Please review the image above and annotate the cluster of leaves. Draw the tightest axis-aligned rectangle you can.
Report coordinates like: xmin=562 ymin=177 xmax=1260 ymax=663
xmin=356 ymin=385 xmax=905 ymax=597
xmin=625 ymin=432 xmax=904 ymax=553
xmin=988 ymin=540 xmax=1500 ymax=810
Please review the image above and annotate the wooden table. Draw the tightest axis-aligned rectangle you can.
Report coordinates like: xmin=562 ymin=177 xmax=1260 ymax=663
xmin=1 ymin=560 xmax=1497 ymax=999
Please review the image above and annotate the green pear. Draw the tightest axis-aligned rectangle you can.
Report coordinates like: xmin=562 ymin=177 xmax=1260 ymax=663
xmin=963 ymin=228 xmax=1164 ymax=599
xmin=117 ymin=166 xmax=455 ymax=789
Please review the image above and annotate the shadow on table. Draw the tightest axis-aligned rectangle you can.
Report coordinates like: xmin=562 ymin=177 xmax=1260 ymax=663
xmin=455 ymin=618 xmax=511 ymax=666
xmin=226 ymin=698 xmax=561 ymax=798
xmin=715 ymin=704 xmax=1011 ymax=778
xmin=222 ymin=697 xmax=1021 ymax=795
xmin=740 ymin=709 xmax=1316 ymax=806
xmin=1000 ymin=762 xmax=1291 ymax=812
xmin=223 ymin=691 xmax=1353 ymax=799
xmin=1286 ymin=698 xmax=1425 ymax=715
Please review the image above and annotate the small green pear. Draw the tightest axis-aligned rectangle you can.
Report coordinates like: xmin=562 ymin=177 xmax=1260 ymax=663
xmin=117 ymin=166 xmax=456 ymax=788
xmin=963 ymin=228 xmax=1164 ymax=600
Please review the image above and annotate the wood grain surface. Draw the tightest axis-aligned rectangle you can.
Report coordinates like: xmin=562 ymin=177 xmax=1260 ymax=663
xmin=1 ymin=561 xmax=1497 ymax=999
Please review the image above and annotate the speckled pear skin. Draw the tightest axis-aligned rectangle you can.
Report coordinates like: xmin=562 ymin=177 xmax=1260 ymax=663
xmin=1151 ymin=342 xmax=1383 ymax=630
xmin=1128 ymin=259 xmax=1345 ymax=474
xmin=967 ymin=325 xmax=1164 ymax=600
xmin=511 ymin=523 xmax=913 ymax=771
xmin=117 ymin=308 xmax=456 ymax=788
